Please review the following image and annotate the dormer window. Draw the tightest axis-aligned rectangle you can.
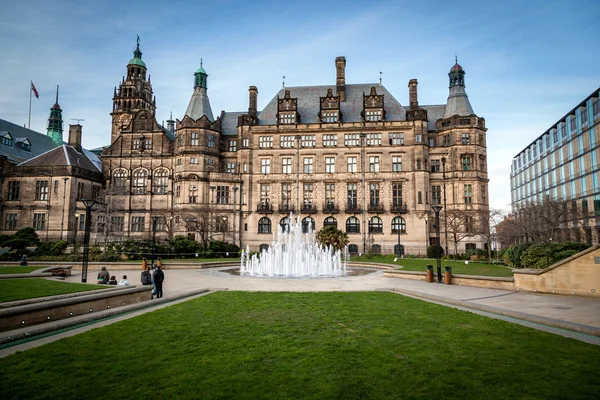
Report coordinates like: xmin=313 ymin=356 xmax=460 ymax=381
xmin=277 ymin=90 xmax=298 ymax=125
xmin=15 ymin=137 xmax=31 ymax=151
xmin=1 ymin=132 xmax=13 ymax=146
xmin=21 ymin=142 xmax=31 ymax=152
xmin=280 ymin=113 xmax=295 ymax=124
xmin=363 ymin=87 xmax=385 ymax=122
xmin=322 ymin=111 xmax=338 ymax=123
xmin=320 ymin=89 xmax=341 ymax=123
xmin=365 ymin=110 xmax=382 ymax=122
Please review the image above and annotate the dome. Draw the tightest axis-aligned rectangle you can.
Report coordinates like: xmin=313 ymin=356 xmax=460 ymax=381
xmin=128 ymin=57 xmax=146 ymax=68
xmin=450 ymin=62 xmax=463 ymax=72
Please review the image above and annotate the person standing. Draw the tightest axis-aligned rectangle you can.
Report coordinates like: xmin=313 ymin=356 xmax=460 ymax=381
xmin=153 ymin=265 xmax=165 ymax=298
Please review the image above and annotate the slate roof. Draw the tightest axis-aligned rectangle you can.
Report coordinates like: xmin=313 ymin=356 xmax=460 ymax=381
xmin=221 ymin=112 xmax=245 ymax=136
xmin=17 ymin=144 xmax=102 ymax=172
xmin=444 ymin=85 xmax=474 ymax=117
xmin=0 ymin=119 xmax=58 ymax=163
xmin=422 ymin=105 xmax=446 ymax=131
xmin=184 ymin=86 xmax=214 ymax=122
xmin=257 ymin=84 xmax=407 ymax=125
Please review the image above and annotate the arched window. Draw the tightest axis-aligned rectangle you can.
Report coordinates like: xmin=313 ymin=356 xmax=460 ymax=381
xmin=370 ymin=244 xmax=381 ymax=254
xmin=279 ymin=217 xmax=290 ymax=232
xmin=394 ymin=244 xmax=405 ymax=256
xmin=416 ymin=158 xmax=421 ymax=169
xmin=153 ymin=169 xmax=169 ymax=194
xmin=302 ymin=217 xmax=315 ymax=233
xmin=348 ymin=244 xmax=359 ymax=255
xmin=259 ymin=244 xmax=269 ymax=252
xmin=368 ymin=216 xmax=383 ymax=233
xmin=323 ymin=216 xmax=337 ymax=229
xmin=258 ymin=217 xmax=272 ymax=234
xmin=112 ymin=169 xmax=128 ymax=188
xmin=392 ymin=216 xmax=406 ymax=234
xmin=346 ymin=217 xmax=360 ymax=233
xmin=132 ymin=169 xmax=147 ymax=194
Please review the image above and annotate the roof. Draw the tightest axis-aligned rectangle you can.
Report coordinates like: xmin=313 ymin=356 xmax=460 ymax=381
xmin=128 ymin=57 xmax=146 ymax=68
xmin=221 ymin=112 xmax=245 ymax=136
xmin=17 ymin=144 xmax=102 ymax=172
xmin=0 ymin=119 xmax=58 ymax=163
xmin=444 ymin=85 xmax=474 ymax=117
xmin=184 ymin=86 xmax=214 ymax=122
xmin=257 ymin=84 xmax=407 ymax=125
xmin=421 ymin=105 xmax=446 ymax=131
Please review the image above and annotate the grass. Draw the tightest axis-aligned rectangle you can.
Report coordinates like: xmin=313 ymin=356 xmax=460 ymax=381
xmin=351 ymin=254 xmax=513 ymax=277
xmin=1 ymin=291 xmax=598 ymax=399
xmin=0 ymin=279 xmax=109 ymax=303
xmin=0 ymin=266 xmax=45 ymax=274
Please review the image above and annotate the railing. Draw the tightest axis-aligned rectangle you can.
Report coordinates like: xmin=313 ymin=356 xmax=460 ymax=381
xmin=322 ymin=202 xmax=339 ymax=213
xmin=368 ymin=203 xmax=385 ymax=213
xmin=256 ymin=204 xmax=273 ymax=213
xmin=301 ymin=204 xmax=318 ymax=214
xmin=278 ymin=204 xmax=295 ymax=213
xmin=390 ymin=203 xmax=408 ymax=213
xmin=345 ymin=203 xmax=362 ymax=213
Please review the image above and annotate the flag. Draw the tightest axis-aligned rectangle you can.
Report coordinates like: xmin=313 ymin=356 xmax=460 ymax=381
xmin=31 ymin=81 xmax=39 ymax=99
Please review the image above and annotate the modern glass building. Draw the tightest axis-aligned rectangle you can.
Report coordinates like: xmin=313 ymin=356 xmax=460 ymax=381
xmin=510 ymin=88 xmax=600 ymax=244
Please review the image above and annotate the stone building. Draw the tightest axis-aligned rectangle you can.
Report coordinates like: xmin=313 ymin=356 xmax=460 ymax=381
xmin=101 ymin=41 xmax=489 ymax=255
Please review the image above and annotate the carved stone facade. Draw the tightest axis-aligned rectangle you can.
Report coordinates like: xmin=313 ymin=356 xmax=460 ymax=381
xmin=102 ymin=43 xmax=489 ymax=254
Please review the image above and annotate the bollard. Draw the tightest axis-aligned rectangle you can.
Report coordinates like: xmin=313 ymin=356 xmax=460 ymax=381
xmin=444 ymin=266 xmax=452 ymax=285
xmin=142 ymin=257 xmax=148 ymax=270
xmin=426 ymin=265 xmax=434 ymax=283
xmin=157 ymin=257 xmax=163 ymax=268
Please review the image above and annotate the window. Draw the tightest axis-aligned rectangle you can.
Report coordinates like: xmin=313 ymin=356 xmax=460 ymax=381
xmin=347 ymin=183 xmax=357 ymax=209
xmin=366 ymin=133 xmax=381 ymax=146
xmin=132 ymin=170 xmax=147 ymax=194
xmin=389 ymin=132 xmax=404 ymax=145
xmin=258 ymin=217 xmax=271 ymax=233
xmin=303 ymin=183 xmax=313 ymax=208
xmin=76 ymin=182 xmax=85 ymax=200
xmin=259 ymin=136 xmax=273 ymax=148
xmin=242 ymin=138 xmax=249 ymax=147
xmin=228 ymin=140 xmax=237 ymax=152
xmin=35 ymin=180 xmax=49 ymax=201
xmin=1 ymin=134 xmax=12 ymax=146
xmin=348 ymin=244 xmax=359 ymax=255
xmin=325 ymin=157 xmax=335 ymax=173
xmin=415 ymin=133 xmax=423 ymax=143
xmin=152 ymin=217 xmax=166 ymax=232
xmin=189 ymin=185 xmax=198 ymax=203
xmin=392 ymin=183 xmax=403 ymax=209
xmin=302 ymin=217 xmax=315 ymax=233
xmin=479 ymin=156 xmax=485 ymax=171
xmin=324 ymin=216 xmax=337 ymax=228
xmin=281 ymin=183 xmax=292 ymax=208
xmin=481 ymin=184 xmax=487 ymax=202
xmin=216 ymin=217 xmax=228 ymax=233
xmin=391 ymin=216 xmax=406 ymax=234
xmin=131 ymin=216 xmax=145 ymax=232
xmin=369 ymin=156 xmax=380 ymax=172
xmin=323 ymin=134 xmax=337 ymax=147
xmin=303 ymin=157 xmax=313 ymax=174
xmin=322 ymin=111 xmax=338 ymax=123
xmin=153 ymin=169 xmax=169 ymax=194
xmin=346 ymin=216 xmax=360 ymax=233
xmin=365 ymin=110 xmax=382 ymax=122
xmin=325 ymin=183 xmax=335 ymax=207
xmin=4 ymin=213 xmax=17 ymax=230
xmin=282 ymin=158 xmax=292 ymax=174
xmin=464 ymin=184 xmax=473 ymax=203
xmin=301 ymin=135 xmax=315 ymax=147
xmin=207 ymin=134 xmax=215 ymax=148
xmin=462 ymin=156 xmax=472 ymax=171
xmin=261 ymin=159 xmax=271 ymax=174
xmin=461 ymin=133 xmax=470 ymax=144
xmin=369 ymin=183 xmax=380 ymax=206
xmin=465 ymin=216 xmax=474 ymax=233
xmin=430 ymin=159 xmax=440 ymax=172
xmin=176 ymin=158 xmax=182 ymax=166
xmin=344 ymin=134 xmax=360 ymax=147
xmin=279 ymin=113 xmax=295 ymax=124
xmin=347 ymin=156 xmax=357 ymax=173
xmin=7 ymin=181 xmax=20 ymax=201
xmin=280 ymin=217 xmax=290 ymax=232
xmin=431 ymin=185 xmax=441 ymax=205
xmin=175 ymin=185 xmax=181 ymax=198
xmin=111 ymin=216 xmax=124 ymax=232
xmin=33 ymin=213 xmax=46 ymax=230
xmin=191 ymin=132 xmax=199 ymax=146
xmin=190 ymin=157 xmax=198 ymax=165
xmin=280 ymin=136 xmax=295 ymax=148
xmin=416 ymin=159 xmax=421 ymax=169
xmin=92 ymin=185 xmax=100 ymax=200
xmin=392 ymin=156 xmax=402 ymax=172
xmin=53 ymin=180 xmax=59 ymax=195
xmin=368 ymin=217 xmax=383 ymax=233
xmin=260 ymin=184 xmax=270 ymax=207
xmin=225 ymin=162 xmax=236 ymax=174
xmin=217 ymin=186 xmax=229 ymax=204
xmin=177 ymin=134 xmax=183 ymax=147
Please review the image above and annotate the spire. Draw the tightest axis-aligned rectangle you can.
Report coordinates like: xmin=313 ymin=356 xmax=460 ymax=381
xmin=185 ymin=59 xmax=214 ymax=121
xmin=47 ymin=85 xmax=63 ymax=146
xmin=128 ymin=35 xmax=146 ymax=68
xmin=444 ymin=59 xmax=474 ymax=118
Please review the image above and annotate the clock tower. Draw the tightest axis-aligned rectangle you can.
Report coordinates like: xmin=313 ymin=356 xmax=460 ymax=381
xmin=110 ymin=36 xmax=156 ymax=143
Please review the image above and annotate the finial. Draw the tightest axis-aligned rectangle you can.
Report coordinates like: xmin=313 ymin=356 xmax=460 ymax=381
xmin=200 ymin=58 xmax=203 ymax=67
xmin=379 ymin=71 xmax=383 ymax=85
xmin=170 ymin=111 xmax=173 ymax=119
xmin=455 ymin=54 xmax=458 ymax=64
xmin=282 ymin=75 xmax=285 ymax=88
xmin=55 ymin=85 xmax=59 ymax=104
xmin=137 ymin=34 xmax=140 ymax=46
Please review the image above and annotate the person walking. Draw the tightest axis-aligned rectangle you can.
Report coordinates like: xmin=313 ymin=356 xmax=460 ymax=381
xmin=152 ymin=264 xmax=165 ymax=299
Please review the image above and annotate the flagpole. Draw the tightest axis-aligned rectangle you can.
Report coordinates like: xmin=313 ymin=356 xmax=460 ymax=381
xmin=28 ymin=81 xmax=32 ymax=129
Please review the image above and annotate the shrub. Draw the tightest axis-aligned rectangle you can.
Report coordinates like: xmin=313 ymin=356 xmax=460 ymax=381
xmin=168 ymin=236 xmax=200 ymax=257
xmin=503 ymin=242 xmax=532 ymax=268
xmin=33 ymin=240 xmax=69 ymax=257
xmin=520 ymin=241 xmax=591 ymax=269
xmin=427 ymin=244 xmax=443 ymax=259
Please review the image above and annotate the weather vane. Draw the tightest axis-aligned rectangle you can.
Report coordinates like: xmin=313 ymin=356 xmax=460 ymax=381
xmin=282 ymin=76 xmax=286 ymax=88
xmin=379 ymin=71 xmax=383 ymax=85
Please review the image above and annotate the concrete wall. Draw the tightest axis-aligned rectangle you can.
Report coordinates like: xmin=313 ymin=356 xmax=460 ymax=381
xmin=514 ymin=246 xmax=600 ymax=297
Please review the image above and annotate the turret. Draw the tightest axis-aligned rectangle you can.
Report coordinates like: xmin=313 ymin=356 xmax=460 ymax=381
xmin=444 ymin=58 xmax=474 ymax=118
xmin=46 ymin=85 xmax=63 ymax=146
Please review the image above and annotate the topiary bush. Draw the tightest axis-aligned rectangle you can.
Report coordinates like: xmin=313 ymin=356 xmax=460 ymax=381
xmin=427 ymin=244 xmax=443 ymax=259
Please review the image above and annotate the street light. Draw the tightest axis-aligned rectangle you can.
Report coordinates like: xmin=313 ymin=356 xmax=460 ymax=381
xmin=432 ymin=205 xmax=443 ymax=283
xmin=151 ymin=216 xmax=159 ymax=267
xmin=80 ymin=198 xmax=97 ymax=283
xmin=441 ymin=157 xmax=449 ymax=256
xmin=395 ymin=215 xmax=403 ymax=257
xmin=60 ymin=177 xmax=69 ymax=241
xmin=232 ymin=186 xmax=239 ymax=247
xmin=424 ymin=215 xmax=430 ymax=253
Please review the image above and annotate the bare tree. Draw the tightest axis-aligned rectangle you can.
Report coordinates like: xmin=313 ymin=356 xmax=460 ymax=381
xmin=444 ymin=209 xmax=476 ymax=255
xmin=475 ymin=207 xmax=506 ymax=258
xmin=93 ymin=185 xmax=129 ymax=247
xmin=179 ymin=206 xmax=233 ymax=249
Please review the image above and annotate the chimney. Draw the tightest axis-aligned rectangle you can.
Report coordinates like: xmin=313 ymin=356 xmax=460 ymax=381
xmin=335 ymin=56 xmax=346 ymax=102
xmin=248 ymin=86 xmax=258 ymax=117
xmin=69 ymin=124 xmax=82 ymax=152
xmin=408 ymin=79 xmax=418 ymax=109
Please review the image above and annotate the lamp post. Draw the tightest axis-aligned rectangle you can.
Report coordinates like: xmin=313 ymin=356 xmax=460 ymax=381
xmin=360 ymin=132 xmax=367 ymax=254
xmin=432 ymin=205 xmax=443 ymax=283
xmin=60 ymin=178 xmax=69 ymax=241
xmin=396 ymin=215 xmax=402 ymax=257
xmin=232 ymin=186 xmax=239 ymax=247
xmin=209 ymin=186 xmax=216 ymax=242
xmin=441 ymin=157 xmax=449 ymax=256
xmin=151 ymin=216 xmax=158 ymax=267
xmin=80 ymin=199 xmax=97 ymax=283
xmin=424 ymin=215 xmax=430 ymax=253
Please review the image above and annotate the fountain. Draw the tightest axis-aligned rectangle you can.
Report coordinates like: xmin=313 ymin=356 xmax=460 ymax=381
xmin=240 ymin=214 xmax=348 ymax=277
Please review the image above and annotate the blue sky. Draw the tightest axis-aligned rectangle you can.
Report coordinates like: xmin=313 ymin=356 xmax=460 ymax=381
xmin=1 ymin=0 xmax=598 ymax=209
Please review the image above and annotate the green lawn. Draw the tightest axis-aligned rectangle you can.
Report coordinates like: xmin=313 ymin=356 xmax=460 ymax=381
xmin=0 ymin=279 xmax=110 ymax=303
xmin=1 ymin=292 xmax=598 ymax=399
xmin=0 ymin=266 xmax=44 ymax=274
xmin=351 ymin=255 xmax=513 ymax=277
